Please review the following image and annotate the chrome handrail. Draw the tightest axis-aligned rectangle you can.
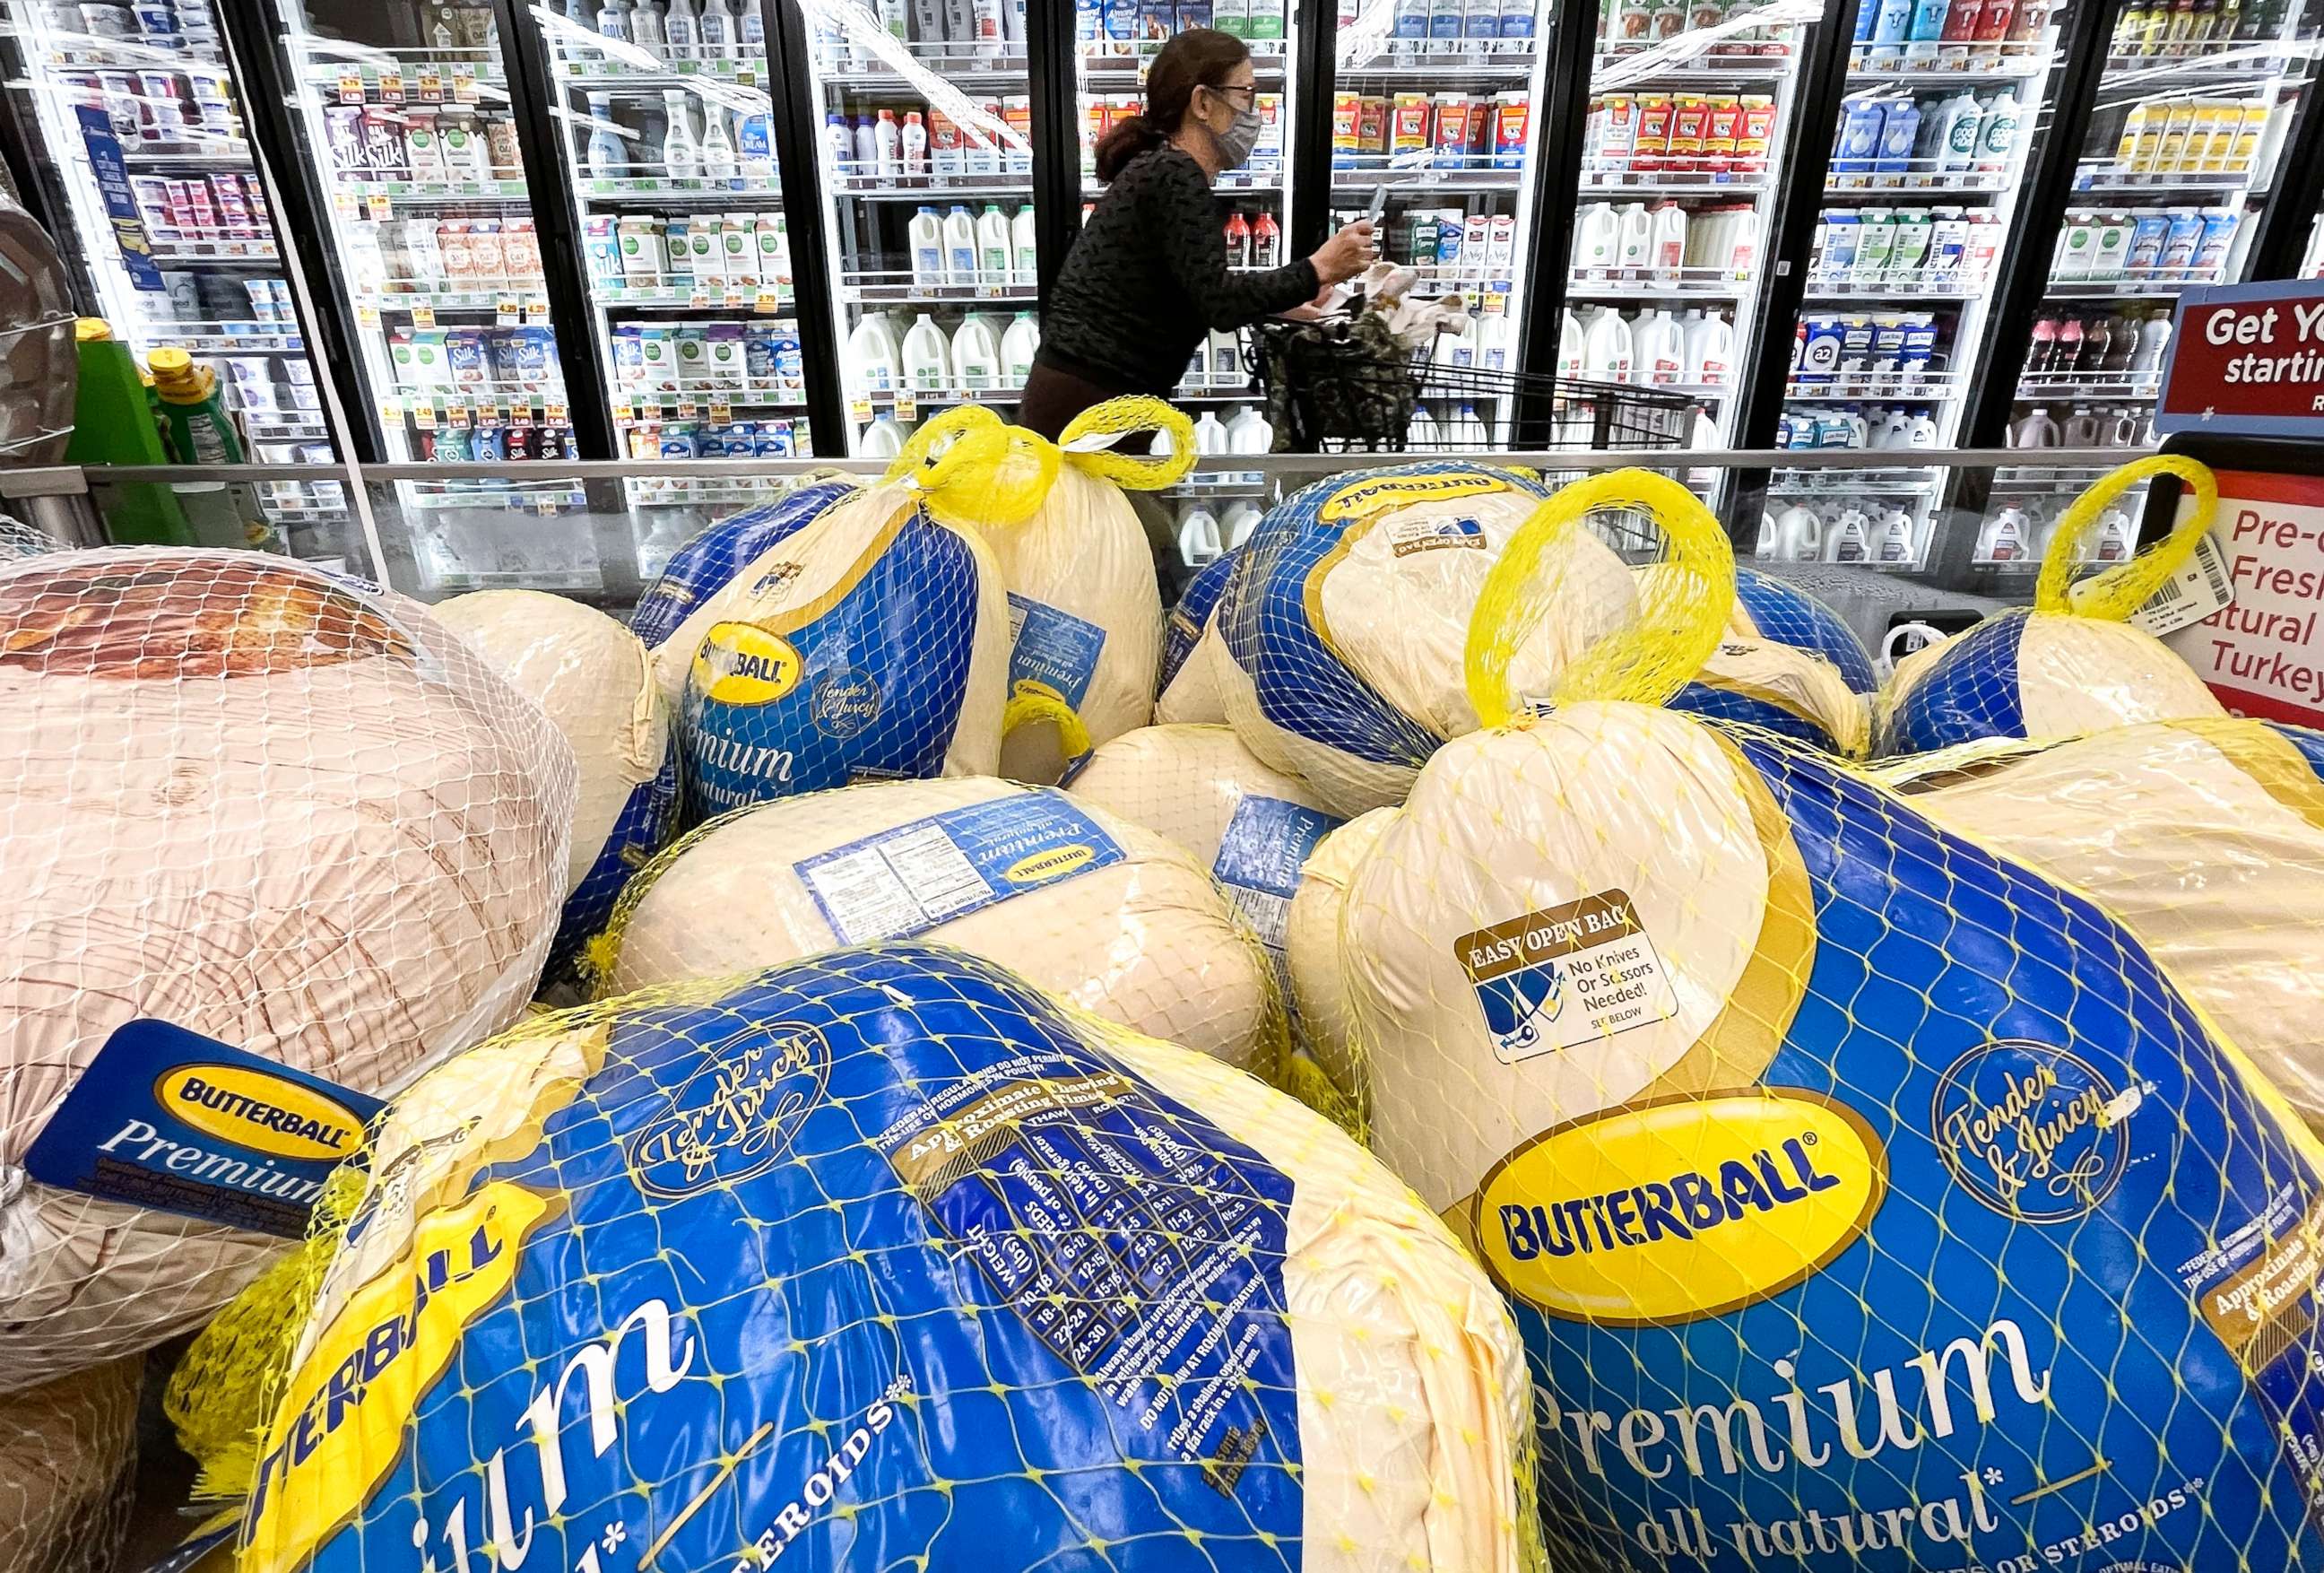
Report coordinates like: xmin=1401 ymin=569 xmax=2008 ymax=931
xmin=30 ymin=448 xmax=2140 ymax=487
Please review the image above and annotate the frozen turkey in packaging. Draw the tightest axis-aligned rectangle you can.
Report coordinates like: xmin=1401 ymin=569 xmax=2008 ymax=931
xmin=1882 ymin=456 xmax=2225 ymax=754
xmin=1067 ymin=722 xmax=1343 ymax=967
xmin=0 ymin=552 xmax=572 ymax=1393
xmin=1161 ymin=550 xmax=1236 ymax=694
xmin=434 ymin=590 xmax=676 ymax=971
xmin=596 ymin=776 xmax=1282 ymax=1074
xmin=653 ymin=467 xmax=1010 ymax=821
xmin=1281 ymin=805 xmax=1394 ymax=1118
xmin=230 ymin=947 xmax=1536 ymax=1573
xmin=1668 ymin=632 xmax=1869 ymax=756
xmin=0 ymin=1356 xmax=140 ymax=1573
xmin=924 ymin=399 xmax=1189 ymax=785
xmin=629 ymin=479 xmax=859 ymax=650
xmin=1880 ymin=716 xmax=2324 ymax=1135
xmin=1334 ymin=469 xmax=2324 ymax=1572
xmin=1214 ymin=460 xmax=1636 ymax=815
xmin=1729 ymin=568 xmax=1877 ymax=692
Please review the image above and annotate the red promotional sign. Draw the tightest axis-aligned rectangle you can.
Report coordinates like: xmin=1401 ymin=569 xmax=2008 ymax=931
xmin=2158 ymin=281 xmax=2324 ymax=439
xmin=2162 ymin=467 xmax=2324 ymax=726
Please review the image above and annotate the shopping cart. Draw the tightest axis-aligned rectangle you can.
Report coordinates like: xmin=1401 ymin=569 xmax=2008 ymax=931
xmin=1248 ymin=315 xmax=1703 ymax=456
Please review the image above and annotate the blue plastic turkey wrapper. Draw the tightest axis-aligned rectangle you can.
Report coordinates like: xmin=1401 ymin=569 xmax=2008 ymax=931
xmin=235 ymin=947 xmax=1321 ymax=1573
xmin=1461 ymin=726 xmax=2324 ymax=1572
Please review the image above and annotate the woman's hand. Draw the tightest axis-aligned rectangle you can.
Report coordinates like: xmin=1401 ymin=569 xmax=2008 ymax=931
xmin=1309 ymin=219 xmax=1377 ymax=285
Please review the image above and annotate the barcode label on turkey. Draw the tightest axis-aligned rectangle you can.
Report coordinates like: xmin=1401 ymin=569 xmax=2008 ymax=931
xmin=797 ymin=792 xmax=1126 ymax=945
xmin=2125 ymin=534 xmax=2235 ymax=638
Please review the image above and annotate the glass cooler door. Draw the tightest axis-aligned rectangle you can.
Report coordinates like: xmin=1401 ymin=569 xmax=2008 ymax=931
xmin=801 ymin=0 xmax=1037 ymax=459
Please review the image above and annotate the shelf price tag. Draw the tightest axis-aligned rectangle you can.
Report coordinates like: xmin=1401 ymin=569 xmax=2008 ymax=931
xmin=546 ymin=403 xmax=567 ymax=424
xmin=412 ymin=399 xmax=438 ymax=430
xmin=677 ymin=399 xmax=698 ymax=419
xmin=724 ymin=289 xmax=743 ymax=309
xmin=895 ymin=392 xmax=918 ymax=420
xmin=378 ymin=69 xmax=403 ymax=103
xmin=754 ymin=289 xmax=780 ymax=314
xmin=847 ymin=395 xmax=872 ymax=421
xmin=355 ymin=303 xmax=379 ymax=327
xmin=365 ymin=193 xmax=393 ymax=222
xmin=452 ymin=65 xmax=476 ymax=101
xmin=333 ymin=191 xmax=358 ymax=219
xmin=689 ymin=286 xmax=714 ymax=309
xmin=612 ymin=401 xmax=633 ymax=422
xmin=708 ymin=399 xmax=732 ymax=422
xmin=411 ymin=303 xmax=436 ymax=329
xmin=496 ymin=298 xmax=518 ymax=326
xmin=336 ymin=70 xmax=364 ymax=104
xmin=417 ymin=68 xmax=442 ymax=102
xmin=525 ymin=299 xmax=551 ymax=325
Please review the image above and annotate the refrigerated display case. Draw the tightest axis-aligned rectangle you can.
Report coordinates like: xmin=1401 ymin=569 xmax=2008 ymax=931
xmin=1564 ymin=0 xmax=1807 ymax=463
xmin=1331 ymin=0 xmax=1549 ymax=453
xmin=1982 ymin=0 xmax=2323 ymax=574
xmin=1077 ymin=0 xmax=1293 ymax=573
xmin=534 ymin=0 xmax=806 ymax=549
xmin=1763 ymin=0 xmax=2068 ymax=574
xmin=801 ymin=0 xmax=1037 ymax=459
xmin=0 ymin=0 xmax=351 ymax=547
xmin=256 ymin=0 xmax=594 ymax=589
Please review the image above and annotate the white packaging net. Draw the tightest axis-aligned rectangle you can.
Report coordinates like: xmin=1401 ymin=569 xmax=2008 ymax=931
xmin=0 ymin=550 xmax=575 ymax=1391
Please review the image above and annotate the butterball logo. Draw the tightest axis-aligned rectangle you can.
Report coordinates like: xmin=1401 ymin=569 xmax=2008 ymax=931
xmin=811 ymin=667 xmax=882 ymax=739
xmin=1478 ymin=1091 xmax=1887 ymax=1325
xmin=1931 ymin=1041 xmax=2134 ymax=1223
xmin=693 ymin=622 xmax=802 ymax=707
xmin=629 ymin=1022 xmax=828 ymax=1198
xmin=156 ymin=1064 xmax=366 ymax=1162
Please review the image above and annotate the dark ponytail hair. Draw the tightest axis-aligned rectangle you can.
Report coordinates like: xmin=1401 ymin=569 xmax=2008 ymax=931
xmin=1093 ymin=27 xmax=1252 ymax=182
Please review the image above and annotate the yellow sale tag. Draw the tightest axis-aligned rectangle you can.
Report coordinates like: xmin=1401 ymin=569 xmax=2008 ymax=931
xmin=546 ymin=403 xmax=567 ymax=423
xmin=417 ymin=69 xmax=442 ymax=100
xmin=677 ymin=399 xmax=698 ymax=419
xmin=336 ymin=71 xmax=362 ymax=103
xmin=709 ymin=400 xmax=732 ymax=421
xmin=847 ymin=395 xmax=872 ymax=421
xmin=379 ymin=69 xmax=403 ymax=100
xmin=355 ymin=304 xmax=379 ymax=327
xmin=333 ymin=192 xmax=357 ymax=219
xmin=896 ymin=393 xmax=917 ymax=420
xmin=754 ymin=289 xmax=779 ymax=314
xmin=413 ymin=400 xmax=438 ymax=430
xmin=412 ymin=304 xmax=437 ymax=328
xmin=366 ymin=194 xmax=392 ymax=222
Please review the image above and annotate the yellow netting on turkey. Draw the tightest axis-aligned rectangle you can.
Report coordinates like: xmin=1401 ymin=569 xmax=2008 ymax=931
xmin=1324 ymin=464 xmax=2324 ymax=1572
xmin=167 ymin=943 xmax=1540 ymax=1573
xmin=892 ymin=397 xmax=1194 ymax=785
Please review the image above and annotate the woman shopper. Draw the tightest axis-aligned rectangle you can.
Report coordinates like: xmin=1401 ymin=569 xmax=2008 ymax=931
xmin=1020 ymin=27 xmax=1376 ymax=439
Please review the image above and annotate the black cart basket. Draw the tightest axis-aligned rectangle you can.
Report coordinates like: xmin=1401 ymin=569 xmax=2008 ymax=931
xmin=1248 ymin=315 xmax=1702 ymax=456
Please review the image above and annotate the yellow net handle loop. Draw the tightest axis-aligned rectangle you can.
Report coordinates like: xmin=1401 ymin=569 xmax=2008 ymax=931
xmin=1003 ymin=680 xmax=1094 ymax=760
xmin=1464 ymin=467 xmax=1735 ymax=728
xmin=1058 ymin=396 xmax=1197 ymax=490
xmin=882 ymin=404 xmax=999 ymax=486
xmin=882 ymin=404 xmax=1057 ymax=530
xmin=2034 ymin=453 xmax=2218 ymax=619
